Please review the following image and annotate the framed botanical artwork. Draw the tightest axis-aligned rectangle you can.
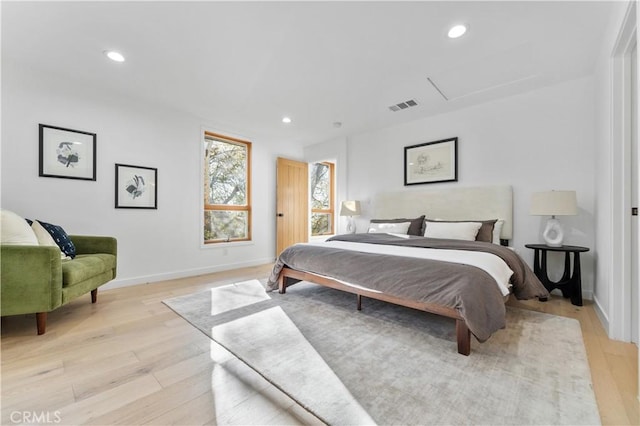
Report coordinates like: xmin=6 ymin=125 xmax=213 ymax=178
xmin=404 ymin=137 xmax=458 ymax=185
xmin=39 ymin=124 xmax=97 ymax=180
xmin=115 ymin=164 xmax=158 ymax=209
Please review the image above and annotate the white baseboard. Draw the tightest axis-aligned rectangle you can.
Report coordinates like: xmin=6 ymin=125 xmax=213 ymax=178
xmin=101 ymin=257 xmax=276 ymax=290
xmin=592 ymin=294 xmax=609 ymax=335
xmin=582 ymin=289 xmax=594 ymax=301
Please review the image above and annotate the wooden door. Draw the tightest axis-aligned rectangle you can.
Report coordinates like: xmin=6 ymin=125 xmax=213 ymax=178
xmin=276 ymin=157 xmax=309 ymax=255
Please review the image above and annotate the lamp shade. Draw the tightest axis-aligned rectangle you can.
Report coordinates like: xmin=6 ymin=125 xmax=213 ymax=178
xmin=530 ymin=191 xmax=577 ymax=216
xmin=340 ymin=200 xmax=361 ymax=217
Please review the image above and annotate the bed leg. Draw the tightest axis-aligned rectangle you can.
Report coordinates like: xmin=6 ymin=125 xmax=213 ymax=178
xmin=456 ymin=319 xmax=471 ymax=356
xmin=278 ymin=274 xmax=286 ymax=294
xmin=357 ymin=294 xmax=362 ymax=311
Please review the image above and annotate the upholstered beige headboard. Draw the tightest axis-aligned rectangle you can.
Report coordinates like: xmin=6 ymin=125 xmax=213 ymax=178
xmin=372 ymin=185 xmax=513 ymax=240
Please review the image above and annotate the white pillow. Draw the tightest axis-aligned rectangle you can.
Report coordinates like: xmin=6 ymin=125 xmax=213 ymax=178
xmin=423 ymin=221 xmax=482 ymax=241
xmin=367 ymin=221 xmax=412 ymax=234
xmin=0 ymin=210 xmax=38 ymax=245
xmin=492 ymin=219 xmax=505 ymax=244
xmin=32 ymin=220 xmax=68 ymax=259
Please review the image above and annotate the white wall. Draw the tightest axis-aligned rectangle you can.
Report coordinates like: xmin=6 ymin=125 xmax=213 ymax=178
xmin=344 ymin=77 xmax=597 ymax=297
xmin=593 ymin=32 xmax=614 ymax=332
xmin=1 ymin=61 xmax=302 ymax=288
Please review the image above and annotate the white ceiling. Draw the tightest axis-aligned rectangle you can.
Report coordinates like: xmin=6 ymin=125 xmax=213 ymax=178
xmin=2 ymin=1 xmax=615 ymax=146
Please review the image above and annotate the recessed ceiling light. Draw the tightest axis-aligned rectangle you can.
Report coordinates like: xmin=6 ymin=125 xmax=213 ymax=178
xmin=104 ymin=50 xmax=125 ymax=62
xmin=447 ymin=24 xmax=467 ymax=39
xmin=282 ymin=117 xmax=292 ymax=124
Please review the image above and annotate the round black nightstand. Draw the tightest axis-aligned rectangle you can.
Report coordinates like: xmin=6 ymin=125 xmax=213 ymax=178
xmin=525 ymin=244 xmax=589 ymax=306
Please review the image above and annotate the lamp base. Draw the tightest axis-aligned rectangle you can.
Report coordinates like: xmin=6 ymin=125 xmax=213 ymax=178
xmin=346 ymin=217 xmax=356 ymax=234
xmin=542 ymin=217 xmax=564 ymax=247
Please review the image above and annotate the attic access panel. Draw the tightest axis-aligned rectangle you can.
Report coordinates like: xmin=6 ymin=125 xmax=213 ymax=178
xmin=428 ymin=43 xmax=536 ymax=101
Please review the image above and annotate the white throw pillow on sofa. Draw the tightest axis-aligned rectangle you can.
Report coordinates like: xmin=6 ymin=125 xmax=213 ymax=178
xmin=32 ymin=220 xmax=68 ymax=259
xmin=0 ymin=209 xmax=38 ymax=245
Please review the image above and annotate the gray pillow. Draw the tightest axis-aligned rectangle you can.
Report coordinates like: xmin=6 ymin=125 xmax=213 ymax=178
xmin=370 ymin=215 xmax=425 ymax=236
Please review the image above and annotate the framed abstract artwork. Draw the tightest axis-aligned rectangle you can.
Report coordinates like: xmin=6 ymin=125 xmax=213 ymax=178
xmin=39 ymin=124 xmax=97 ymax=180
xmin=404 ymin=137 xmax=458 ymax=185
xmin=115 ymin=163 xmax=158 ymax=209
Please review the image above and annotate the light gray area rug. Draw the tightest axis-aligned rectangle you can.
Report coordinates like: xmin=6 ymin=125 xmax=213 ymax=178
xmin=163 ymin=279 xmax=600 ymax=426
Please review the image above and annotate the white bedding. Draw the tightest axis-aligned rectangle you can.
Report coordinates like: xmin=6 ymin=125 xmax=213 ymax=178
xmin=308 ymin=238 xmax=514 ymax=296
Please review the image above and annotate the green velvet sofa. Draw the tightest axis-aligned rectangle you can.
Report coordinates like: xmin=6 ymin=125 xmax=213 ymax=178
xmin=1 ymin=235 xmax=117 ymax=334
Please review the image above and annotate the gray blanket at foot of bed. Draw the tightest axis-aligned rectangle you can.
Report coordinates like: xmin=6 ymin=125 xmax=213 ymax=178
xmin=266 ymin=234 xmax=548 ymax=342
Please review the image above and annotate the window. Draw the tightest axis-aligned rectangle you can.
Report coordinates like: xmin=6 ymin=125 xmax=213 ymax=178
xmin=310 ymin=162 xmax=335 ymax=236
xmin=203 ymin=131 xmax=251 ymax=244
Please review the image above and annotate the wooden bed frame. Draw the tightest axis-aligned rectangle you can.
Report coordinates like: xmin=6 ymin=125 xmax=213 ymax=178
xmin=278 ymin=267 xmax=472 ymax=356
xmin=277 ymin=186 xmax=515 ymax=356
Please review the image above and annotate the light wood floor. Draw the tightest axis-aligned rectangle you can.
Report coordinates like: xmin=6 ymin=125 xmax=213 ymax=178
xmin=1 ymin=264 xmax=638 ymax=425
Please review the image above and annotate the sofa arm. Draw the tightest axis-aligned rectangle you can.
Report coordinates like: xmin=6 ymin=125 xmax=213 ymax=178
xmin=70 ymin=235 xmax=117 ymax=257
xmin=0 ymin=245 xmax=63 ymax=316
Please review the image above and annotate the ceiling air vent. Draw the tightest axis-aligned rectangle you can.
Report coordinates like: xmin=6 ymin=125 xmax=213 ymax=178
xmin=388 ymin=99 xmax=419 ymax=112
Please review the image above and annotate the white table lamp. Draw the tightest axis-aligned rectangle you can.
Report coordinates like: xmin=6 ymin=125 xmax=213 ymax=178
xmin=340 ymin=200 xmax=361 ymax=233
xmin=530 ymin=190 xmax=577 ymax=247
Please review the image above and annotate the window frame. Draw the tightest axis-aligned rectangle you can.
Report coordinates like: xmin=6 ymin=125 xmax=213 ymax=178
xmin=310 ymin=161 xmax=335 ymax=236
xmin=203 ymin=130 xmax=252 ymax=245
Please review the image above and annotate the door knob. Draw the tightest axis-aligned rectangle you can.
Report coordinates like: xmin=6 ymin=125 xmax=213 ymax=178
xmin=277 ymin=213 xmax=284 ymax=217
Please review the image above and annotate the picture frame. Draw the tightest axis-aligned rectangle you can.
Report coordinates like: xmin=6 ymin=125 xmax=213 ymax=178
xmin=404 ymin=137 xmax=458 ymax=185
xmin=115 ymin=164 xmax=158 ymax=209
xmin=39 ymin=124 xmax=97 ymax=181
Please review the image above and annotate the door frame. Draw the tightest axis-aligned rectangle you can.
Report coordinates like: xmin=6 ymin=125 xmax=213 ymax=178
xmin=610 ymin=1 xmax=637 ymax=342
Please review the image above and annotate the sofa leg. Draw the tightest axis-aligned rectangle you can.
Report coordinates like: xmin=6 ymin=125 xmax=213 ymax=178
xmin=36 ymin=312 xmax=47 ymax=335
xmin=91 ymin=289 xmax=97 ymax=303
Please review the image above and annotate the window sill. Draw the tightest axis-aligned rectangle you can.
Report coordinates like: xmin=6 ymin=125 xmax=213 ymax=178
xmin=201 ymin=240 xmax=255 ymax=249
xmin=309 ymin=234 xmax=334 ymax=242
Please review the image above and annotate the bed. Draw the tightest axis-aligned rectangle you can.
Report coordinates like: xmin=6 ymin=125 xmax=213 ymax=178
xmin=266 ymin=185 xmax=549 ymax=355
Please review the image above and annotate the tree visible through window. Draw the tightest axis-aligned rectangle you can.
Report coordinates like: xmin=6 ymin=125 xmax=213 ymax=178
xmin=203 ymin=131 xmax=251 ymax=244
xmin=310 ymin=162 xmax=335 ymax=236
